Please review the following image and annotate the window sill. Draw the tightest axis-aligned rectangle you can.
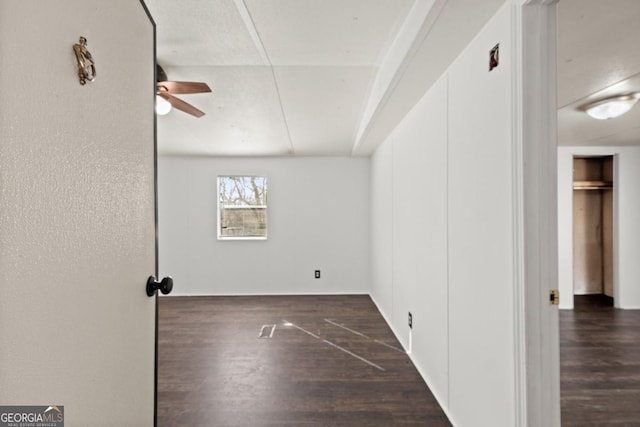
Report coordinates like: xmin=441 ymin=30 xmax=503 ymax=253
xmin=217 ymin=236 xmax=268 ymax=241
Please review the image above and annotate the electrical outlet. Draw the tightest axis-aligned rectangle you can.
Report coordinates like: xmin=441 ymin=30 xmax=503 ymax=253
xmin=315 ymin=270 xmax=321 ymax=279
xmin=408 ymin=312 xmax=413 ymax=329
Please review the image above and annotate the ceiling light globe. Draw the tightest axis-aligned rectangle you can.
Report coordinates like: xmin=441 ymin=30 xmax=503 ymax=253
xmin=155 ymin=95 xmax=172 ymax=115
xmin=584 ymin=95 xmax=639 ymax=120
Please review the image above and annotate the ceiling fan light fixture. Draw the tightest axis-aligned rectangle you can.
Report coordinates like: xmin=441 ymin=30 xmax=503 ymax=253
xmin=155 ymin=95 xmax=172 ymax=115
xmin=581 ymin=93 xmax=640 ymax=120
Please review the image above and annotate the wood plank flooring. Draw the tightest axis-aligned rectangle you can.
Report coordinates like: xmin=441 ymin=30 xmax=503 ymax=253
xmin=561 ymin=295 xmax=640 ymax=426
xmin=157 ymin=295 xmax=451 ymax=427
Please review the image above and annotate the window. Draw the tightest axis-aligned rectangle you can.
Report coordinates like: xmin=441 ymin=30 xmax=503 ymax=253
xmin=217 ymin=176 xmax=267 ymax=239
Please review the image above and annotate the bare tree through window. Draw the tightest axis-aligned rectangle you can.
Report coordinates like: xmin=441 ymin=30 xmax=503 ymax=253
xmin=218 ymin=176 xmax=267 ymax=239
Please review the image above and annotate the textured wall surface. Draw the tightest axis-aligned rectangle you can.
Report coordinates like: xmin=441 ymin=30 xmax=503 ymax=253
xmin=0 ymin=1 xmax=156 ymax=424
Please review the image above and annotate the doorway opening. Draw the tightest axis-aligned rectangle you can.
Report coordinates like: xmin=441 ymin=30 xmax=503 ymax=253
xmin=572 ymin=155 xmax=614 ymax=306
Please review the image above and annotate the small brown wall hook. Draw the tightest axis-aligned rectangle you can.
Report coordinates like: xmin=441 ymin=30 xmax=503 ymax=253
xmin=73 ymin=36 xmax=96 ymax=85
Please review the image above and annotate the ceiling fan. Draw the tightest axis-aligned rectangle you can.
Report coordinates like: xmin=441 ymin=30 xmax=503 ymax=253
xmin=156 ymin=65 xmax=212 ymax=118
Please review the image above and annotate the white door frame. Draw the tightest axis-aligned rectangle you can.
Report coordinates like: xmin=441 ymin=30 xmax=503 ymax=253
xmin=140 ymin=1 xmax=161 ymax=424
xmin=513 ymin=1 xmax=561 ymax=426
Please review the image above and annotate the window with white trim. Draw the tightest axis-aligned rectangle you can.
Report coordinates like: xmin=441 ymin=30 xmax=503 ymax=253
xmin=217 ymin=176 xmax=267 ymax=240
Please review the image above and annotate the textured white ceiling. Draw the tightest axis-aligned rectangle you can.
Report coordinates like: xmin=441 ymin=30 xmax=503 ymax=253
xmin=147 ymin=0 xmax=418 ymax=156
xmin=274 ymin=66 xmax=375 ymax=155
xmin=557 ymin=0 xmax=640 ymax=147
xmin=157 ymin=66 xmax=291 ymax=156
xmin=557 ymin=0 xmax=640 ymax=108
xmin=147 ymin=0 xmax=264 ymax=66
xmin=148 ymin=0 xmax=640 ymax=156
xmin=244 ymin=0 xmax=413 ymax=66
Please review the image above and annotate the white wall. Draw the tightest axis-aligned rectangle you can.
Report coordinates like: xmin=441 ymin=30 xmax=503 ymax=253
xmin=159 ymin=156 xmax=370 ymax=295
xmin=386 ymin=73 xmax=449 ymax=406
xmin=371 ymin=4 xmax=520 ymax=426
xmin=558 ymin=146 xmax=640 ymax=309
xmin=370 ymin=142 xmax=394 ymax=318
xmin=447 ymin=6 xmax=515 ymax=424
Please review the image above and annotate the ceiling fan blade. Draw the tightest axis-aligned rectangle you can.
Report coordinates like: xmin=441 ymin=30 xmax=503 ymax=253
xmin=157 ymin=81 xmax=211 ymax=95
xmin=159 ymin=92 xmax=205 ymax=118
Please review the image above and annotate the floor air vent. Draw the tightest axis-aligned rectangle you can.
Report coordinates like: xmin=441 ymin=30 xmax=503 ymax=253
xmin=258 ymin=324 xmax=276 ymax=339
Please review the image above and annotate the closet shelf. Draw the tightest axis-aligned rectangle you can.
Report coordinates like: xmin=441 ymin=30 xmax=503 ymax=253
xmin=573 ymin=180 xmax=613 ymax=190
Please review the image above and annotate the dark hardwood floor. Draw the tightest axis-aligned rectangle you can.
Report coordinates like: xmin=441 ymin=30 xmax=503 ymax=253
xmin=157 ymin=295 xmax=451 ymax=427
xmin=561 ymin=295 xmax=640 ymax=426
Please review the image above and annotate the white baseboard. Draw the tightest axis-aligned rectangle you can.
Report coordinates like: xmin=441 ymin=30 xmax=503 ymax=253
xmin=369 ymin=293 xmax=457 ymax=427
xmin=161 ymin=291 xmax=370 ymax=297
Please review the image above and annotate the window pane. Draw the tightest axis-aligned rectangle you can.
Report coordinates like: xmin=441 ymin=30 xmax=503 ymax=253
xmin=218 ymin=176 xmax=267 ymax=239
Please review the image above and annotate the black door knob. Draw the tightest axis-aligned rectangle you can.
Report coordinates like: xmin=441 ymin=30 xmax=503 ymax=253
xmin=146 ymin=276 xmax=173 ymax=297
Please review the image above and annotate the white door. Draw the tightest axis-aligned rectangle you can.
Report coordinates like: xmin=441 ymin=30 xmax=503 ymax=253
xmin=0 ymin=1 xmax=157 ymax=425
